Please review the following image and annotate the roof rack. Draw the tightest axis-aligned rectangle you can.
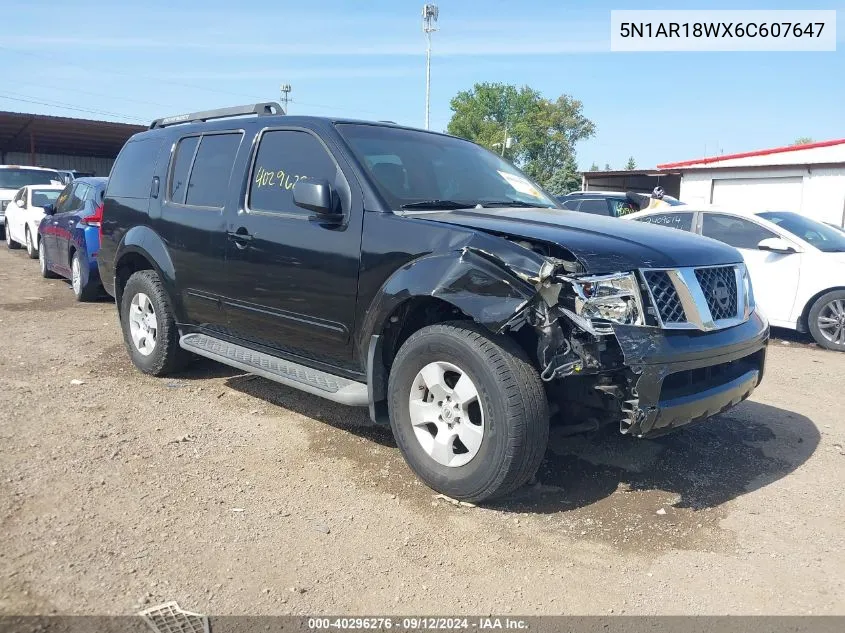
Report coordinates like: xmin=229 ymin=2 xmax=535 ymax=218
xmin=149 ymin=102 xmax=283 ymax=129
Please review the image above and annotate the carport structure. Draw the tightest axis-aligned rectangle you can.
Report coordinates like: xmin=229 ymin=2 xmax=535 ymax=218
xmin=0 ymin=111 xmax=144 ymax=176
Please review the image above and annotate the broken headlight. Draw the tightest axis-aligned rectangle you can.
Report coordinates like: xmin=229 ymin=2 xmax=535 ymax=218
xmin=570 ymin=272 xmax=645 ymax=334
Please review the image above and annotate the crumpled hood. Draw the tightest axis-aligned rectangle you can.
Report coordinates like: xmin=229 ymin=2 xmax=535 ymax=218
xmin=410 ymin=207 xmax=743 ymax=273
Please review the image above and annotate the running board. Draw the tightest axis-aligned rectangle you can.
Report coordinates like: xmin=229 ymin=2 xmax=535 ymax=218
xmin=179 ymin=333 xmax=368 ymax=406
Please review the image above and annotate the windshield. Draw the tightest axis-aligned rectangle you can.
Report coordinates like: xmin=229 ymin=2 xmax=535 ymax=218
xmin=0 ymin=168 xmax=62 ymax=190
xmin=31 ymin=189 xmax=62 ymax=207
xmin=336 ymin=124 xmax=557 ymax=209
xmin=758 ymin=211 xmax=845 ymax=253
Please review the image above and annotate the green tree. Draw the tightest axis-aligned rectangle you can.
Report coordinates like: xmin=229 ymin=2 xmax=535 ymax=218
xmin=545 ymin=154 xmax=582 ymax=196
xmin=588 ymin=162 xmax=599 ymax=171
xmin=446 ymin=82 xmax=595 ymax=190
xmin=792 ymin=137 xmax=814 ymax=145
xmin=604 ymin=163 xmax=612 ymax=171
xmin=625 ymin=156 xmax=637 ymax=170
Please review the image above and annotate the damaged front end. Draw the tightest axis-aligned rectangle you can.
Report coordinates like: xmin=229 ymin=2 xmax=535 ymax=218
xmin=497 ymin=247 xmax=769 ymax=438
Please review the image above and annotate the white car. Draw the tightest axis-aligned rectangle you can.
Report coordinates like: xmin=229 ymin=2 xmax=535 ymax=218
xmin=625 ymin=206 xmax=845 ymax=351
xmin=4 ymin=184 xmax=66 ymax=258
xmin=0 ymin=165 xmax=63 ymax=234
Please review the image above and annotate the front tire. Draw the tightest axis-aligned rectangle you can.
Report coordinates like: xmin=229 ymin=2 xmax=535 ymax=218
xmin=808 ymin=290 xmax=845 ymax=351
xmin=387 ymin=321 xmax=549 ymax=503
xmin=5 ymin=225 xmax=20 ymax=249
xmin=71 ymin=250 xmax=99 ymax=302
xmin=25 ymin=228 xmax=38 ymax=259
xmin=120 ymin=270 xmax=189 ymax=375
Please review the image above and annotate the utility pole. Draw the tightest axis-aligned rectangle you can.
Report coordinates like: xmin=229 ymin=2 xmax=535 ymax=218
xmin=422 ymin=4 xmax=438 ymax=130
xmin=280 ymin=84 xmax=292 ymax=113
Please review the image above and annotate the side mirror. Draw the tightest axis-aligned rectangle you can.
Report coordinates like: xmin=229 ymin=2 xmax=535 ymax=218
xmin=43 ymin=203 xmax=56 ymax=216
xmin=15 ymin=199 xmax=25 ymax=208
xmin=293 ymin=179 xmax=340 ymax=220
xmin=758 ymin=237 xmax=797 ymax=254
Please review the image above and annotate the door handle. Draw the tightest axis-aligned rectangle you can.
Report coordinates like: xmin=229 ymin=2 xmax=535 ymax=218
xmin=226 ymin=229 xmax=253 ymax=249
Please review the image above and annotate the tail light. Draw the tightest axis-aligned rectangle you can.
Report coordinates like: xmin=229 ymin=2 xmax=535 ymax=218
xmin=82 ymin=203 xmax=103 ymax=236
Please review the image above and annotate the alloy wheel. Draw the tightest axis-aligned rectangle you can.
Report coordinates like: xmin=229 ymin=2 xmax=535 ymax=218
xmin=129 ymin=292 xmax=158 ymax=356
xmin=817 ymin=299 xmax=845 ymax=346
xmin=408 ymin=361 xmax=485 ymax=467
xmin=39 ymin=245 xmax=47 ymax=273
xmin=26 ymin=230 xmax=35 ymax=256
xmin=71 ymin=256 xmax=82 ymax=295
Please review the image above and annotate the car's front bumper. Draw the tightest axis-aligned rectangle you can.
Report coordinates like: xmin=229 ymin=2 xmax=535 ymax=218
xmin=612 ymin=309 xmax=769 ymax=437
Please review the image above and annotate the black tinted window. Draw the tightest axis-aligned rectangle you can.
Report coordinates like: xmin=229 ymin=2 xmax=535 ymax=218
xmin=248 ymin=130 xmax=339 ymax=214
xmin=169 ymin=136 xmax=200 ymax=204
xmin=561 ymin=200 xmax=580 ymax=210
xmin=609 ymin=198 xmax=639 ymax=217
xmin=702 ymin=214 xmax=776 ymax=249
xmin=636 ymin=212 xmax=694 ymax=231
xmin=577 ymin=199 xmax=611 ymax=216
xmin=185 ymin=133 xmax=242 ymax=208
xmin=69 ymin=184 xmax=87 ymax=210
xmin=108 ymin=138 xmax=163 ymax=199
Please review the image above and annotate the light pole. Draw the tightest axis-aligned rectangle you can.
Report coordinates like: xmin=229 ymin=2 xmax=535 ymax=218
xmin=280 ymin=84 xmax=292 ymax=113
xmin=422 ymin=4 xmax=438 ymax=130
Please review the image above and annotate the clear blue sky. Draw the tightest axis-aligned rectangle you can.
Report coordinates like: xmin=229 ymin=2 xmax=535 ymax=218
xmin=1 ymin=0 xmax=842 ymax=169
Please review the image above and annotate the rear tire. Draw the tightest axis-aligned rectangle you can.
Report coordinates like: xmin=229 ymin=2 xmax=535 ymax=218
xmin=808 ymin=290 xmax=845 ymax=352
xmin=38 ymin=240 xmax=58 ymax=278
xmin=387 ymin=321 xmax=549 ymax=503
xmin=25 ymin=228 xmax=38 ymax=259
xmin=71 ymin=250 xmax=99 ymax=302
xmin=120 ymin=270 xmax=190 ymax=376
xmin=5 ymin=225 xmax=20 ymax=249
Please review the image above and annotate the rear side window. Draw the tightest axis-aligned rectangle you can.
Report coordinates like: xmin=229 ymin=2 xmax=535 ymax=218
xmin=168 ymin=136 xmax=200 ymax=204
xmin=702 ymin=213 xmax=776 ymax=249
xmin=560 ymin=200 xmax=579 ymax=210
xmin=184 ymin=133 xmax=242 ymax=208
xmin=108 ymin=138 xmax=164 ymax=199
xmin=248 ymin=130 xmax=339 ymax=215
xmin=610 ymin=199 xmax=639 ymax=217
xmin=636 ymin=212 xmax=694 ymax=232
xmin=577 ymin=199 xmax=611 ymax=216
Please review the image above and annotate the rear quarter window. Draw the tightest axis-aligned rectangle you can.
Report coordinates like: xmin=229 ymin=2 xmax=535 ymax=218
xmin=108 ymin=138 xmax=165 ymax=199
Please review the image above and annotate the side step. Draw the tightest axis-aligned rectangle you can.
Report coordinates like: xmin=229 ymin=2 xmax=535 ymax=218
xmin=179 ymin=333 xmax=368 ymax=406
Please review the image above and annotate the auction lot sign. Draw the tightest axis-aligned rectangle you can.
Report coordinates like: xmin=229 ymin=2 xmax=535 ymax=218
xmin=0 ymin=617 xmax=844 ymax=633
xmin=611 ymin=10 xmax=836 ymax=51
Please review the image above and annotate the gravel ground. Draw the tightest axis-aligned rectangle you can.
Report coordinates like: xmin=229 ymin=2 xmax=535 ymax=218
xmin=0 ymin=246 xmax=843 ymax=616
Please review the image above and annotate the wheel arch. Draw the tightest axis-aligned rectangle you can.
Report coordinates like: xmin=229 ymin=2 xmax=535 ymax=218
xmin=113 ymin=225 xmax=180 ymax=318
xmin=361 ymin=251 xmax=539 ymax=425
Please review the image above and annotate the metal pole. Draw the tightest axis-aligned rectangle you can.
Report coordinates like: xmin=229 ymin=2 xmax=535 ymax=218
xmin=425 ymin=31 xmax=431 ymax=130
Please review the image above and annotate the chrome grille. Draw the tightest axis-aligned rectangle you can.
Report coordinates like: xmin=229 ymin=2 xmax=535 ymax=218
xmin=695 ymin=266 xmax=738 ymax=321
xmin=641 ymin=264 xmax=748 ymax=332
xmin=643 ymin=270 xmax=686 ymax=323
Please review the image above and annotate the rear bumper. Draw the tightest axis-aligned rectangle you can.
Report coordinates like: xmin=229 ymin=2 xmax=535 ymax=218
xmin=612 ymin=309 xmax=769 ymax=437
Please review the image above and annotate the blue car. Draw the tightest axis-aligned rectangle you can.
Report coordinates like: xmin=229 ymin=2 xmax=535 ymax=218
xmin=38 ymin=177 xmax=107 ymax=301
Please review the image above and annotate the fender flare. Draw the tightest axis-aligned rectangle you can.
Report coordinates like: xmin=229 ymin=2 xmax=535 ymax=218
xmin=114 ymin=225 xmax=182 ymax=318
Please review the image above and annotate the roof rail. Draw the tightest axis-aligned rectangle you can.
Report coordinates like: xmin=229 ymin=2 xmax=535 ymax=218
xmin=149 ymin=102 xmax=284 ymax=129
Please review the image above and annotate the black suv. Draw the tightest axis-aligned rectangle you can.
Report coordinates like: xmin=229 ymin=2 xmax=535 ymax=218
xmin=100 ymin=103 xmax=769 ymax=502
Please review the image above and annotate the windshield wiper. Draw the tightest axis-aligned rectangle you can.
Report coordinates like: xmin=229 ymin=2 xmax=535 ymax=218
xmin=477 ymin=200 xmax=552 ymax=208
xmin=400 ymin=199 xmax=471 ymax=210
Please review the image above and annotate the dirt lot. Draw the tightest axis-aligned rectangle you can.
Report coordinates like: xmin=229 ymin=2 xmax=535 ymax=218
xmin=0 ymin=246 xmax=843 ymax=616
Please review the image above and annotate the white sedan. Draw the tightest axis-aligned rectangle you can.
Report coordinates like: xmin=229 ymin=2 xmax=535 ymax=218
xmin=4 ymin=184 xmax=65 ymax=259
xmin=625 ymin=206 xmax=845 ymax=351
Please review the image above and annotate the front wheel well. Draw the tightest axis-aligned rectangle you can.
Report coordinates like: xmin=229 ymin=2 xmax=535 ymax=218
xmin=380 ymin=297 xmax=468 ymax=372
xmin=115 ymin=252 xmax=155 ymax=311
